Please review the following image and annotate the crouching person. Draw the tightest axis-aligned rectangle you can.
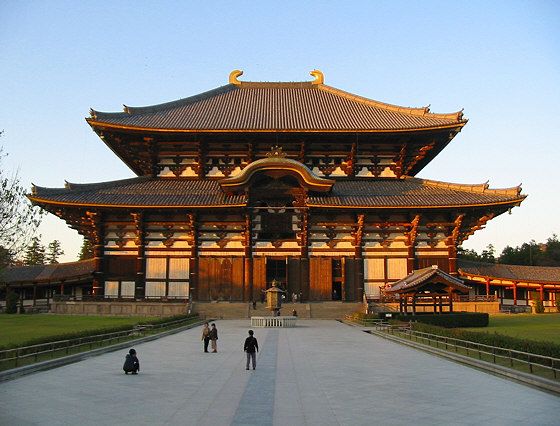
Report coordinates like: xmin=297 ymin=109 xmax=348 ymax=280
xmin=123 ymin=348 xmax=140 ymax=374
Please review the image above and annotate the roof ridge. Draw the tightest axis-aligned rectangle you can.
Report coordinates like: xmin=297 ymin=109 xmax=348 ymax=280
xmin=89 ymin=85 xmax=237 ymax=119
xmin=318 ymin=84 xmax=465 ymax=121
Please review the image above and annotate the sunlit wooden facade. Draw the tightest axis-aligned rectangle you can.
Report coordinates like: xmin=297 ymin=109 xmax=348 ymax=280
xmin=27 ymin=70 xmax=527 ymax=303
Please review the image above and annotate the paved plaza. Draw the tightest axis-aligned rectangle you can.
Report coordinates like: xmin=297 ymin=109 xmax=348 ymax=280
xmin=0 ymin=320 xmax=558 ymax=425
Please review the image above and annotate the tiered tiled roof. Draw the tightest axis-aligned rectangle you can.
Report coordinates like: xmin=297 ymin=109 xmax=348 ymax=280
xmin=88 ymin=74 xmax=466 ymax=132
xmin=0 ymin=259 xmax=95 ymax=285
xmin=458 ymin=260 xmax=560 ymax=283
xmin=29 ymin=176 xmax=525 ymax=209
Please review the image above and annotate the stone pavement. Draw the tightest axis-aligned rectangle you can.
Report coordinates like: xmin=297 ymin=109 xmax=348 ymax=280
xmin=0 ymin=320 xmax=558 ymax=426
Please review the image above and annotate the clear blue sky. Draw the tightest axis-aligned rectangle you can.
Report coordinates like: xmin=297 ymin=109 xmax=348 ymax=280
xmin=1 ymin=1 xmax=559 ymax=262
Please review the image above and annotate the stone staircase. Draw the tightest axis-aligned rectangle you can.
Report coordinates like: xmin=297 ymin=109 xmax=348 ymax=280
xmin=192 ymin=301 xmax=363 ymax=320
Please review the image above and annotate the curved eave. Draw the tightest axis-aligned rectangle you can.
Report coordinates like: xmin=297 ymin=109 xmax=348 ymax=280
xmin=28 ymin=196 xmax=247 ymax=210
xmin=86 ymin=118 xmax=467 ymax=134
xmin=220 ymin=158 xmax=335 ymax=193
xmin=458 ymin=270 xmax=560 ymax=286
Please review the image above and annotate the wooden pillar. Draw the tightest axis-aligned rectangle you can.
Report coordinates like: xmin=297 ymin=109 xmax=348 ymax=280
xmin=448 ymin=289 xmax=454 ymax=312
xmin=433 ymin=296 xmax=437 ymax=313
xmin=539 ymin=284 xmax=544 ymax=302
xmin=406 ymin=215 xmax=420 ymax=274
xmin=412 ymin=292 xmax=417 ymax=314
xmin=403 ymin=294 xmax=408 ymax=314
xmin=19 ymin=284 xmax=24 ymax=313
xmin=89 ymin=212 xmax=105 ymax=297
xmin=485 ymin=278 xmax=490 ymax=296
xmin=244 ymin=212 xmax=253 ymax=302
xmin=438 ymin=296 xmax=443 ymax=313
xmin=189 ymin=213 xmax=199 ymax=301
xmin=513 ymin=282 xmax=517 ymax=306
xmin=60 ymin=281 xmax=65 ymax=297
xmin=133 ymin=212 xmax=146 ymax=299
xmin=448 ymin=244 xmax=457 ymax=275
xmin=33 ymin=284 xmax=37 ymax=307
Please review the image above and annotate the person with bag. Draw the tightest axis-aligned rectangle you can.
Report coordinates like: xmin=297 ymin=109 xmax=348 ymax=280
xmin=209 ymin=323 xmax=218 ymax=353
xmin=201 ymin=322 xmax=210 ymax=353
xmin=244 ymin=330 xmax=259 ymax=370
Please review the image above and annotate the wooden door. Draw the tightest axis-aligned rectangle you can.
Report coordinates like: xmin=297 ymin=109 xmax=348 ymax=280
xmin=344 ymin=258 xmax=362 ymax=301
xmin=309 ymin=257 xmax=332 ymax=301
xmin=252 ymin=257 xmax=267 ymax=301
xmin=230 ymin=257 xmax=244 ymax=301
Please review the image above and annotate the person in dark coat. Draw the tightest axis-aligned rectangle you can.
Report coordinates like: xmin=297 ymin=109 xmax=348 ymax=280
xmin=123 ymin=348 xmax=140 ymax=374
xmin=209 ymin=323 xmax=218 ymax=353
xmin=201 ymin=322 xmax=210 ymax=353
xmin=244 ymin=330 xmax=259 ymax=370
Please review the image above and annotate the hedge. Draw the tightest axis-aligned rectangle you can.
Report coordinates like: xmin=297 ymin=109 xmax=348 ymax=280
xmin=412 ymin=322 xmax=560 ymax=359
xmin=376 ymin=312 xmax=489 ymax=328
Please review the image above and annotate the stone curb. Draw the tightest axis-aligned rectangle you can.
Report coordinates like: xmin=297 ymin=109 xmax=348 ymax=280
xmin=352 ymin=323 xmax=560 ymax=396
xmin=0 ymin=319 xmax=208 ymax=383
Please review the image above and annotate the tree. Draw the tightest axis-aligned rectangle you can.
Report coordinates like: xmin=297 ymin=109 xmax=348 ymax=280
xmin=457 ymin=244 xmax=496 ymax=263
xmin=0 ymin=133 xmax=43 ymax=266
xmin=46 ymin=240 xmax=64 ymax=264
xmin=78 ymin=236 xmax=94 ymax=260
xmin=23 ymin=236 xmax=45 ymax=266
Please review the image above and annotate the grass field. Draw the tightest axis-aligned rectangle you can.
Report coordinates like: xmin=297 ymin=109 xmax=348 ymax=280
xmin=465 ymin=313 xmax=560 ymax=345
xmin=0 ymin=314 xmax=157 ymax=348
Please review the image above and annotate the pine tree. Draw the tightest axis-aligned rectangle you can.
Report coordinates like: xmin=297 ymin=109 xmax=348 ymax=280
xmin=78 ymin=237 xmax=94 ymax=260
xmin=46 ymin=240 xmax=64 ymax=264
xmin=23 ymin=236 xmax=46 ymax=265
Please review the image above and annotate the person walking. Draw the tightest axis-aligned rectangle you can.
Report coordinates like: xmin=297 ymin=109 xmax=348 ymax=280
xmin=201 ymin=322 xmax=210 ymax=353
xmin=244 ymin=330 xmax=259 ymax=370
xmin=209 ymin=323 xmax=218 ymax=353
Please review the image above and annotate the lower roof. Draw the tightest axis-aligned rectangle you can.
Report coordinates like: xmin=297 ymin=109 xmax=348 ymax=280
xmin=0 ymin=259 xmax=95 ymax=285
xmin=29 ymin=176 xmax=525 ymax=209
xmin=458 ymin=260 xmax=560 ymax=283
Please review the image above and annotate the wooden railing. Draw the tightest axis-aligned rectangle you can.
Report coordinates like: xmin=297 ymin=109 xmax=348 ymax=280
xmin=0 ymin=316 xmax=199 ymax=371
xmin=377 ymin=327 xmax=559 ymax=380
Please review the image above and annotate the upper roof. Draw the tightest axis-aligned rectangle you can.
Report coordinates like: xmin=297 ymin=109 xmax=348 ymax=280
xmin=87 ymin=70 xmax=466 ymax=133
xmin=458 ymin=260 xmax=560 ymax=284
xmin=29 ymin=176 xmax=525 ymax=209
xmin=0 ymin=259 xmax=95 ymax=285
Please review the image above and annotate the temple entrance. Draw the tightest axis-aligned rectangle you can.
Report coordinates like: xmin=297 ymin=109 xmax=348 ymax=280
xmin=266 ymin=258 xmax=287 ymax=290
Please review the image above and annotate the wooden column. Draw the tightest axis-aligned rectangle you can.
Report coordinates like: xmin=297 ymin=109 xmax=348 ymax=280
xmin=406 ymin=215 xmax=420 ymax=274
xmin=412 ymin=293 xmax=417 ymax=314
xmin=189 ymin=213 xmax=198 ymax=301
xmin=300 ymin=210 xmax=309 ymax=258
xmin=448 ymin=244 xmax=457 ymax=275
xmin=448 ymin=289 xmax=454 ymax=312
xmin=60 ymin=281 xmax=64 ymax=297
xmin=353 ymin=214 xmax=364 ymax=302
xmin=32 ymin=284 xmax=37 ymax=307
xmin=485 ymin=278 xmax=490 ymax=296
xmin=89 ymin=212 xmax=105 ymax=297
xmin=513 ymin=282 xmax=518 ymax=305
xmin=244 ymin=212 xmax=253 ymax=302
xmin=132 ymin=212 xmax=146 ymax=299
xmin=539 ymin=284 xmax=544 ymax=302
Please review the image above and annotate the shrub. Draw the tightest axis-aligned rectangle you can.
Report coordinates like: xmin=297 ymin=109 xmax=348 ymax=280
xmin=533 ymin=294 xmax=545 ymax=314
xmin=5 ymin=291 xmax=19 ymax=314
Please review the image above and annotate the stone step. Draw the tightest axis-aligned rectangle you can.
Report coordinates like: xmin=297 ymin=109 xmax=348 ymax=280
xmin=191 ymin=301 xmax=364 ymax=320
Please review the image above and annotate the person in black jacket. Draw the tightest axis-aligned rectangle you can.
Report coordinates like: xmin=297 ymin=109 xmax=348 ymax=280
xmin=209 ymin=323 xmax=218 ymax=353
xmin=123 ymin=348 xmax=140 ymax=374
xmin=244 ymin=330 xmax=259 ymax=370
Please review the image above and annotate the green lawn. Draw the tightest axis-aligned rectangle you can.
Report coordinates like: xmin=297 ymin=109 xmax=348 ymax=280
xmin=0 ymin=314 xmax=157 ymax=348
xmin=465 ymin=313 xmax=560 ymax=345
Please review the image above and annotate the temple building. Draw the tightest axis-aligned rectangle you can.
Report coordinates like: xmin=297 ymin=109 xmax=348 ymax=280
xmin=4 ymin=70 xmax=556 ymax=314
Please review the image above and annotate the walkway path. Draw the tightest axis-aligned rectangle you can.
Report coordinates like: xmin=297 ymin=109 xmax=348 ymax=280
xmin=0 ymin=320 xmax=558 ymax=425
